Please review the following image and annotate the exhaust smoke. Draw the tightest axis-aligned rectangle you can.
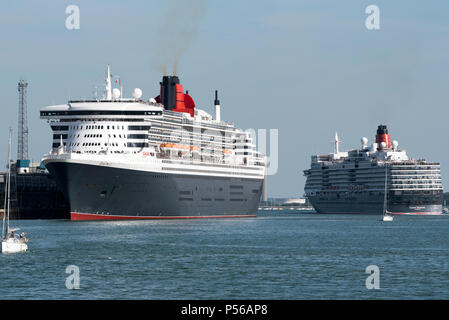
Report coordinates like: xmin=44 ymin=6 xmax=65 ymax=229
xmin=152 ymin=0 xmax=205 ymax=76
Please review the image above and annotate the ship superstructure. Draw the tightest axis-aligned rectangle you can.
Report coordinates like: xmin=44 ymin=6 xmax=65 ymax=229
xmin=304 ymin=125 xmax=443 ymax=215
xmin=40 ymin=66 xmax=265 ymax=220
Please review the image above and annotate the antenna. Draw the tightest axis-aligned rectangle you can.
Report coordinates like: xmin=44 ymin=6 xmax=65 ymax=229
xmin=113 ymin=74 xmax=123 ymax=99
xmin=17 ymin=80 xmax=29 ymax=160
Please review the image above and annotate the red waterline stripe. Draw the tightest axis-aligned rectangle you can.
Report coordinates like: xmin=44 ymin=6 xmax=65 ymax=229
xmin=392 ymin=212 xmax=442 ymax=215
xmin=316 ymin=212 xmax=442 ymax=215
xmin=71 ymin=212 xmax=257 ymax=221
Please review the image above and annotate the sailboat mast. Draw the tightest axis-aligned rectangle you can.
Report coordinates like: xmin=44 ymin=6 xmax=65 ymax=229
xmin=383 ymin=164 xmax=388 ymax=216
xmin=6 ymin=128 xmax=12 ymax=233
xmin=1 ymin=169 xmax=6 ymax=239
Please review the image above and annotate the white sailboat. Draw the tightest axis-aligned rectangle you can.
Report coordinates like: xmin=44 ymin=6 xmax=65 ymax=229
xmin=382 ymin=163 xmax=394 ymax=222
xmin=1 ymin=129 xmax=28 ymax=253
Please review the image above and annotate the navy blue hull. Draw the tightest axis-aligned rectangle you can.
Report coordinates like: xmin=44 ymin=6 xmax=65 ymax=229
xmin=309 ymin=191 xmax=443 ymax=215
xmin=44 ymin=161 xmax=263 ymax=220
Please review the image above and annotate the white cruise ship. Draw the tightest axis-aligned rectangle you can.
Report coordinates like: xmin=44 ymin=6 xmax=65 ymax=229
xmin=40 ymin=66 xmax=265 ymax=220
xmin=304 ymin=125 xmax=443 ymax=215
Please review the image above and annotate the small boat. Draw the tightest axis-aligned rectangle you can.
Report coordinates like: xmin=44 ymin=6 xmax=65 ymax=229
xmin=381 ymin=164 xmax=394 ymax=222
xmin=382 ymin=211 xmax=394 ymax=222
xmin=1 ymin=129 xmax=28 ymax=254
xmin=2 ymin=228 xmax=28 ymax=253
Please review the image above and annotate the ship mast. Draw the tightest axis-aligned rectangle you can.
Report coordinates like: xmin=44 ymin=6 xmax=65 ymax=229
xmin=334 ymin=132 xmax=340 ymax=154
xmin=104 ymin=65 xmax=112 ymax=100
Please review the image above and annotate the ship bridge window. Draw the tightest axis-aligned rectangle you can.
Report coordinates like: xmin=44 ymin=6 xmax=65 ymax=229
xmin=53 ymin=134 xmax=68 ymax=139
xmin=51 ymin=125 xmax=69 ymax=131
xmin=41 ymin=110 xmax=162 ymax=116
xmin=127 ymin=142 xmax=149 ymax=148
xmin=127 ymin=134 xmax=147 ymax=139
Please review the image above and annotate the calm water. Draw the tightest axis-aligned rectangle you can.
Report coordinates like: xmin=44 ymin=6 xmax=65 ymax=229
xmin=1 ymin=211 xmax=449 ymax=299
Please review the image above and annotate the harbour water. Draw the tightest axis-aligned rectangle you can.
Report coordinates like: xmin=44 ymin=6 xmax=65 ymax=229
xmin=1 ymin=211 xmax=449 ymax=299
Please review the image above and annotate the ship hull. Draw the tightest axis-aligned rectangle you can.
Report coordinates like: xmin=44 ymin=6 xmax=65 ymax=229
xmin=44 ymin=161 xmax=263 ymax=220
xmin=308 ymin=193 xmax=443 ymax=215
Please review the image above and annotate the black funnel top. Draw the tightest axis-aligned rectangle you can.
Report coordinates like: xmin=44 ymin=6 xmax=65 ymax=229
xmin=160 ymin=76 xmax=179 ymax=110
xmin=214 ymin=90 xmax=220 ymax=106
xmin=377 ymin=125 xmax=388 ymax=135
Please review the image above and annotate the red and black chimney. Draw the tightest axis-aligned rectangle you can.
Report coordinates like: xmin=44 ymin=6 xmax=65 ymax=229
xmin=375 ymin=124 xmax=391 ymax=151
xmin=155 ymin=75 xmax=195 ymax=116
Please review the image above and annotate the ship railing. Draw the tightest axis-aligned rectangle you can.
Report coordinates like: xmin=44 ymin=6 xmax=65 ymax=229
xmin=159 ymin=157 xmax=262 ymax=170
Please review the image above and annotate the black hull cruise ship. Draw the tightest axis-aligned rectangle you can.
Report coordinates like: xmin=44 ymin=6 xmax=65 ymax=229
xmin=304 ymin=125 xmax=443 ymax=215
xmin=40 ymin=66 xmax=265 ymax=220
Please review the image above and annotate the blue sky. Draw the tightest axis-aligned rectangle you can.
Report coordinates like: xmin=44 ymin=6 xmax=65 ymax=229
xmin=0 ymin=0 xmax=448 ymax=197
